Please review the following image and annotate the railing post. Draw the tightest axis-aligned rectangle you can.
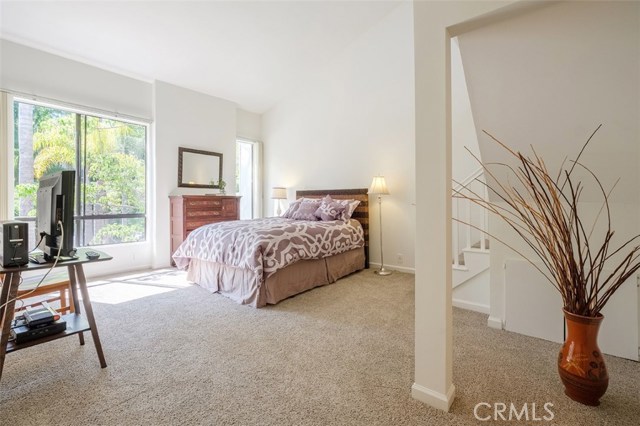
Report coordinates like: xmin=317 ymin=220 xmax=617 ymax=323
xmin=465 ymin=192 xmax=471 ymax=250
xmin=480 ymin=184 xmax=488 ymax=251
xmin=452 ymin=197 xmax=460 ymax=267
xmin=453 ymin=167 xmax=490 ymax=260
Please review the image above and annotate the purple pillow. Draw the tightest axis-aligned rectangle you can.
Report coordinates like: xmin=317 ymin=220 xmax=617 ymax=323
xmin=337 ymin=199 xmax=361 ymax=221
xmin=314 ymin=195 xmax=346 ymax=221
xmin=281 ymin=199 xmax=302 ymax=218
xmin=291 ymin=200 xmax=321 ymax=221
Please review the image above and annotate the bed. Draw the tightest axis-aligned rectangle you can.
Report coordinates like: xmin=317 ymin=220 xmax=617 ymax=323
xmin=172 ymin=188 xmax=369 ymax=307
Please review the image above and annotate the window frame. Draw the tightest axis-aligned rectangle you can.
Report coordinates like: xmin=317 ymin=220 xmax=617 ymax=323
xmin=12 ymin=96 xmax=150 ymax=248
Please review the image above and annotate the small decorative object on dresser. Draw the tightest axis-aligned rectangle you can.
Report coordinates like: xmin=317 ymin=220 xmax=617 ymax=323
xmin=169 ymin=195 xmax=240 ymax=264
xmin=217 ymin=179 xmax=227 ymax=195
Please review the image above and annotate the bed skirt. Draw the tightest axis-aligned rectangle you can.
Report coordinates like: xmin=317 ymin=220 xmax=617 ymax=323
xmin=186 ymin=247 xmax=365 ymax=307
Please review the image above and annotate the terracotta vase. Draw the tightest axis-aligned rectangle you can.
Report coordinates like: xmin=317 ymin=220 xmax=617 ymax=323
xmin=558 ymin=309 xmax=608 ymax=406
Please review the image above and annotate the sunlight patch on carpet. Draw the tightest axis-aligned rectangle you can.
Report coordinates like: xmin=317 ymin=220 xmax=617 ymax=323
xmin=85 ymin=282 xmax=176 ymax=304
xmin=83 ymin=269 xmax=193 ymax=304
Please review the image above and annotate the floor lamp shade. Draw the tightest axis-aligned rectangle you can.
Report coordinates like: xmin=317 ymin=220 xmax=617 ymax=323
xmin=368 ymin=176 xmax=392 ymax=276
xmin=271 ymin=187 xmax=287 ymax=216
xmin=368 ymin=176 xmax=389 ymax=196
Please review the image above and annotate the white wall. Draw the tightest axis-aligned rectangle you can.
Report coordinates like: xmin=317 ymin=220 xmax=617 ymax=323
xmin=458 ymin=1 xmax=640 ymax=206
xmin=236 ymin=109 xmax=261 ymax=141
xmin=0 ymin=39 xmax=152 ymax=120
xmin=153 ymin=81 xmax=237 ymax=268
xmin=453 ymin=268 xmax=489 ymax=314
xmin=457 ymin=1 xmax=640 ymax=344
xmin=451 ymin=37 xmax=481 ymax=184
xmin=262 ymin=3 xmax=415 ymax=272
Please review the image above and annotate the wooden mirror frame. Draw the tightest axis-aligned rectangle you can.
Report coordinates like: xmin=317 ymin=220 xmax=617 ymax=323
xmin=177 ymin=147 xmax=223 ymax=189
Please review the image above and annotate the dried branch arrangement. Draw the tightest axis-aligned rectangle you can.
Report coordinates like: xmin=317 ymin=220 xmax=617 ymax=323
xmin=454 ymin=125 xmax=640 ymax=317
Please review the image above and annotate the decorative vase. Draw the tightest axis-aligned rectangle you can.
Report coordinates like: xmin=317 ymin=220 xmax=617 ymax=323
xmin=558 ymin=309 xmax=608 ymax=406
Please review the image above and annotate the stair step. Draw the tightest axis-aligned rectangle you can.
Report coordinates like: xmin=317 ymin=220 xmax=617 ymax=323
xmin=452 ymin=249 xmax=491 ymax=287
xmin=452 ymin=252 xmax=466 ymax=266
xmin=454 ymin=240 xmax=489 ymax=267
xmin=471 ymin=239 xmax=490 ymax=250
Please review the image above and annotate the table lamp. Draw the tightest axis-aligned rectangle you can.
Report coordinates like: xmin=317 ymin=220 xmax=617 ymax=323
xmin=271 ymin=187 xmax=287 ymax=216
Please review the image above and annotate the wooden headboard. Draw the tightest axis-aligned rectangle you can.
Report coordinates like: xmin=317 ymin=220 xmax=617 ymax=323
xmin=296 ymin=188 xmax=369 ymax=268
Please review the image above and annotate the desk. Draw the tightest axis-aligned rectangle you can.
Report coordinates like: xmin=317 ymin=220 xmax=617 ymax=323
xmin=0 ymin=248 xmax=112 ymax=381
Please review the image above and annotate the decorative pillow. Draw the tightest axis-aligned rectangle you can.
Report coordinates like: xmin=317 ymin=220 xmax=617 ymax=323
xmin=314 ymin=195 xmax=346 ymax=221
xmin=337 ymin=199 xmax=361 ymax=221
xmin=291 ymin=200 xmax=321 ymax=221
xmin=281 ymin=199 xmax=302 ymax=218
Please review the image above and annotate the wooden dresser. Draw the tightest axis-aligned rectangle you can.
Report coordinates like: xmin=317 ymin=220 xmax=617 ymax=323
xmin=169 ymin=195 xmax=240 ymax=262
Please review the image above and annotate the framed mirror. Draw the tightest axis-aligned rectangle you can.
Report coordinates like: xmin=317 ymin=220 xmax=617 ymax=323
xmin=178 ymin=147 xmax=223 ymax=188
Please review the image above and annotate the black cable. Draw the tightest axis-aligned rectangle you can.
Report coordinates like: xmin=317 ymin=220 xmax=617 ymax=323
xmin=9 ymin=244 xmax=18 ymax=267
xmin=30 ymin=233 xmax=46 ymax=254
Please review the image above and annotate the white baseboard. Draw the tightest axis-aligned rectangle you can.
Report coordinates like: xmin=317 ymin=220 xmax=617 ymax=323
xmin=411 ymin=382 xmax=456 ymax=412
xmin=452 ymin=298 xmax=490 ymax=314
xmin=487 ymin=315 xmax=503 ymax=330
xmin=369 ymin=261 xmax=415 ymax=274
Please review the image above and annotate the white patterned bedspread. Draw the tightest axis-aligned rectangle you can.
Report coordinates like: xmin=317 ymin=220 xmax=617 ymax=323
xmin=172 ymin=218 xmax=364 ymax=279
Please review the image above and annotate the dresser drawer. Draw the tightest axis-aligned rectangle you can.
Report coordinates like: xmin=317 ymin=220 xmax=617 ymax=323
xmin=186 ymin=209 xmax=223 ymax=219
xmin=185 ymin=199 xmax=223 ymax=209
xmin=222 ymin=198 xmax=238 ymax=217
xmin=185 ymin=219 xmax=225 ymax=236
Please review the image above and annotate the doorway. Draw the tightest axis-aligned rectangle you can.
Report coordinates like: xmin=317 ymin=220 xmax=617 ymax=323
xmin=236 ymin=139 xmax=261 ymax=219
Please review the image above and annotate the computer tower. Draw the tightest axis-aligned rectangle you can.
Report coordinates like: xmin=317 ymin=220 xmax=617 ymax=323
xmin=0 ymin=221 xmax=29 ymax=267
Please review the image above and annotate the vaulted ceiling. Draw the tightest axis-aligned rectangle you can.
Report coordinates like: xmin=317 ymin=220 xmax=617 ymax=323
xmin=0 ymin=0 xmax=401 ymax=113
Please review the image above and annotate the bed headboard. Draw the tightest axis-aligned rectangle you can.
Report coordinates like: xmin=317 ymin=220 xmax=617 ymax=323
xmin=295 ymin=188 xmax=369 ymax=268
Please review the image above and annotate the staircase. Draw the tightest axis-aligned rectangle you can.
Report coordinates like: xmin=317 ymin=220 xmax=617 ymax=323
xmin=452 ymin=169 xmax=490 ymax=313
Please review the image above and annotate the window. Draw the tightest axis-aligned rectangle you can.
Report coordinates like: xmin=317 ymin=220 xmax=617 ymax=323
xmin=13 ymin=100 xmax=147 ymax=247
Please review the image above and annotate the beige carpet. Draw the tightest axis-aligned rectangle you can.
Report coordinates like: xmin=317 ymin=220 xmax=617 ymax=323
xmin=1 ymin=269 xmax=638 ymax=425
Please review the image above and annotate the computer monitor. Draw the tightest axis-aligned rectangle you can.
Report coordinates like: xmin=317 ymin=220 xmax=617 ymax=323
xmin=36 ymin=170 xmax=76 ymax=259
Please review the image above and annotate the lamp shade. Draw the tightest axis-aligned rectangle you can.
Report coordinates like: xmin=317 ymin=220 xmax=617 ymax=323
xmin=271 ymin=187 xmax=287 ymax=199
xmin=368 ymin=176 xmax=389 ymax=195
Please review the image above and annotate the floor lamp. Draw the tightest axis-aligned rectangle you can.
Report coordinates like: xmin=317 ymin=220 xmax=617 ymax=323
xmin=271 ymin=187 xmax=287 ymax=216
xmin=369 ymin=176 xmax=392 ymax=276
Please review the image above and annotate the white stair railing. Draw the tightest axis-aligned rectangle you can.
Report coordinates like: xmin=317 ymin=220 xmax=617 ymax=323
xmin=453 ymin=197 xmax=460 ymax=267
xmin=452 ymin=168 xmax=489 ymax=268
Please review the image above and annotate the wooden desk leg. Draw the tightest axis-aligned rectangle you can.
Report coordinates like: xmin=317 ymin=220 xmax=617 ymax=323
xmin=0 ymin=272 xmax=21 ymax=382
xmin=73 ymin=265 xmax=107 ymax=368
xmin=67 ymin=265 xmax=85 ymax=346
